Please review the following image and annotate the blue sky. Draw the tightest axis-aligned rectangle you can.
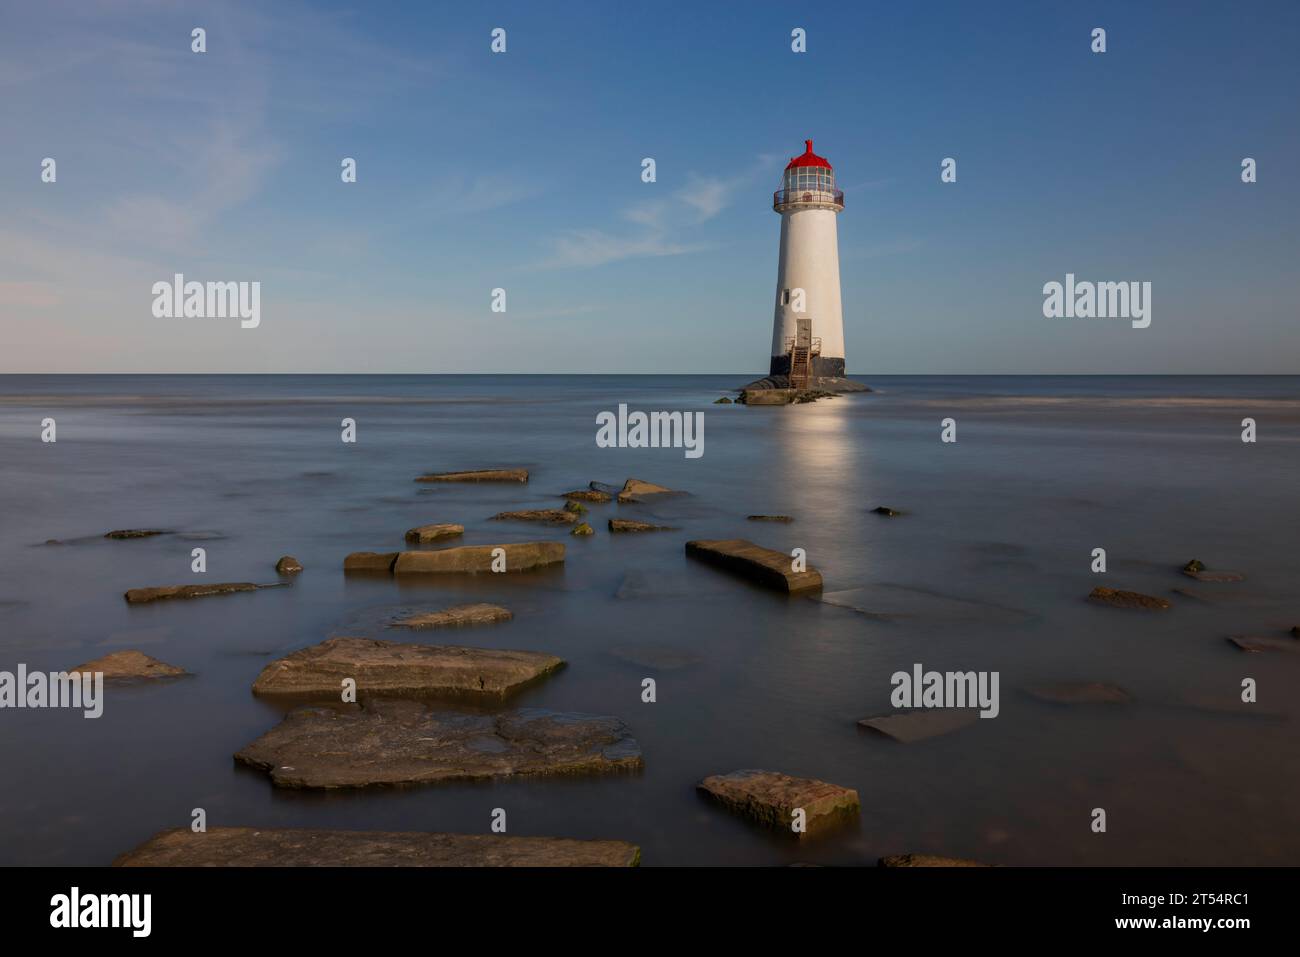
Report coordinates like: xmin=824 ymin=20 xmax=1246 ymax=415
xmin=1 ymin=0 xmax=1297 ymax=374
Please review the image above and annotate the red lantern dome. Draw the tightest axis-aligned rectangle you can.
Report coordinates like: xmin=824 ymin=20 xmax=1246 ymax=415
xmin=784 ymin=139 xmax=832 ymax=171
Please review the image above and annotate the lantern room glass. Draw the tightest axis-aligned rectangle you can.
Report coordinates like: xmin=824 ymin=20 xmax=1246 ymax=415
xmin=783 ymin=167 xmax=835 ymax=193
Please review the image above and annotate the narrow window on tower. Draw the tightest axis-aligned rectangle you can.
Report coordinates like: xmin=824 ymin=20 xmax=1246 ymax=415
xmin=781 ymin=289 xmax=791 ymax=305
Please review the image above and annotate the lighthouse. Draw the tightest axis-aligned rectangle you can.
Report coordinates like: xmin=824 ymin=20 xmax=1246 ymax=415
xmin=769 ymin=139 xmax=846 ymax=386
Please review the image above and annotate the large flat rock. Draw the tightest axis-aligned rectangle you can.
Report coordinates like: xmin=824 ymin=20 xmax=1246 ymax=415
xmin=617 ymin=478 xmax=677 ymax=503
xmin=698 ymin=769 xmax=859 ymax=833
xmin=858 ymin=709 xmax=979 ymax=743
xmin=415 ymin=469 xmax=528 ymax=483
xmin=114 ymin=826 xmax=640 ymax=867
xmin=685 ymin=539 xmax=822 ymax=594
xmin=491 ymin=509 xmax=578 ymax=525
xmin=235 ymin=701 xmax=643 ymax=788
xmin=251 ymin=636 xmax=559 ymax=698
xmin=343 ymin=551 xmax=398 ymax=572
xmin=391 ymin=603 xmax=513 ymax=629
xmin=124 ymin=582 xmax=260 ymax=604
xmin=609 ymin=519 xmax=675 ymax=533
xmin=393 ymin=542 xmax=564 ymax=575
xmin=1088 ymin=586 xmax=1171 ymax=610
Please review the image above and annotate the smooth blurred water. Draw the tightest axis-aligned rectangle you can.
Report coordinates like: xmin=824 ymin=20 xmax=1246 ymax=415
xmin=0 ymin=374 xmax=1297 ymax=866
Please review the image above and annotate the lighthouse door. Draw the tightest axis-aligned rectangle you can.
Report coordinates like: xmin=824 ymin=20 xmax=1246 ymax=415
xmin=790 ymin=317 xmax=813 ymax=389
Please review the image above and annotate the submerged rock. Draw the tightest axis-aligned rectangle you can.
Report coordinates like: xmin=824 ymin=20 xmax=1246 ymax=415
xmin=1182 ymin=559 xmax=1206 ymax=574
xmin=251 ymin=636 xmax=558 ymax=698
xmin=879 ymin=854 xmax=987 ymax=868
xmin=563 ymin=500 xmax=587 ymax=515
xmin=609 ymin=519 xmax=675 ymax=533
xmin=275 ymin=555 xmax=303 ymax=574
xmin=235 ymin=701 xmax=642 ymax=788
xmin=697 ymin=769 xmax=859 ymax=833
xmin=393 ymin=542 xmax=565 ymax=575
xmin=858 ymin=709 xmax=979 ymax=743
xmin=343 ymin=551 xmax=399 ymax=573
xmin=415 ymin=469 xmax=528 ymax=483
xmin=491 ymin=509 xmax=578 ymax=525
xmin=124 ymin=582 xmax=261 ymax=604
xmin=404 ymin=523 xmax=464 ymax=544
xmin=1227 ymin=635 xmax=1300 ymax=654
xmin=391 ymin=603 xmax=513 ymax=629
xmin=713 ymin=396 xmax=733 ymax=404
xmin=617 ymin=478 xmax=677 ymax=504
xmin=562 ymin=489 xmax=612 ymax=503
xmin=746 ymin=514 xmax=793 ymax=523
xmin=571 ymin=522 xmax=594 ymax=536
xmin=70 ymin=649 xmax=188 ymax=679
xmin=105 ymin=529 xmax=171 ymax=539
xmin=1024 ymin=682 xmax=1130 ymax=705
xmin=871 ymin=506 xmax=904 ymax=517
xmin=1088 ymin=587 xmax=1171 ymax=610
xmin=819 ymin=584 xmax=1034 ymax=625
xmin=685 ymin=539 xmax=823 ymax=594
xmin=114 ymin=826 xmax=640 ymax=867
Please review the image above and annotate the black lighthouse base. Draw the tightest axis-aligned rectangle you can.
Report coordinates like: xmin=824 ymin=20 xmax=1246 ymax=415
xmin=769 ymin=354 xmax=845 ymax=378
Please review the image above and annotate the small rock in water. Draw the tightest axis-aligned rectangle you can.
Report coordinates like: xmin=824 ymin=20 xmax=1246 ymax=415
xmin=252 ymin=635 xmax=556 ymax=698
xmin=562 ymin=489 xmax=612 ymax=503
xmin=114 ymin=826 xmax=640 ymax=867
xmin=1024 ymin=682 xmax=1130 ymax=705
xmin=343 ymin=551 xmax=399 ymax=573
xmin=70 ymin=649 xmax=189 ymax=679
xmin=235 ymin=701 xmax=642 ymax=788
xmin=747 ymin=514 xmax=793 ymax=523
xmin=415 ymin=469 xmax=528 ymax=483
xmin=105 ymin=529 xmax=171 ymax=539
xmin=878 ymin=854 xmax=987 ymax=868
xmin=124 ymin=582 xmax=260 ymax=604
xmin=404 ymin=524 xmax=464 ymax=544
xmin=697 ymin=769 xmax=859 ymax=834
xmin=1088 ymin=586 xmax=1171 ymax=610
xmin=1182 ymin=559 xmax=1206 ymax=574
xmin=713 ymin=396 xmax=733 ymax=404
xmin=872 ymin=506 xmax=904 ymax=517
xmin=275 ymin=555 xmax=303 ymax=574
xmin=617 ymin=478 xmax=678 ymax=503
xmin=858 ymin=710 xmax=979 ymax=743
xmin=609 ymin=519 xmax=674 ymax=533
xmin=491 ymin=509 xmax=578 ymax=525
xmin=391 ymin=603 xmax=513 ymax=630
xmin=570 ymin=522 xmax=594 ymax=536
xmin=563 ymin=500 xmax=587 ymax=515
xmin=685 ymin=539 xmax=822 ymax=594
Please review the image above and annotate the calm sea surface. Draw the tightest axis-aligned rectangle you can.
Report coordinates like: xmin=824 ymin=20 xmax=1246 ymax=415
xmin=1 ymin=374 xmax=1297 ymax=866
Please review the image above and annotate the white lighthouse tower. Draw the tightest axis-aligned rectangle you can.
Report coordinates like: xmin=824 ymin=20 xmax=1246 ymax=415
xmin=770 ymin=139 xmax=846 ymax=386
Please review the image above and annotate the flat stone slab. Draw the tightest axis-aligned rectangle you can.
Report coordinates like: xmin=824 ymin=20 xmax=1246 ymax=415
xmin=1227 ymin=635 xmax=1300 ymax=654
xmin=415 ymin=469 xmax=528 ymax=483
xmin=393 ymin=542 xmax=564 ymax=575
xmin=251 ymin=636 xmax=559 ymax=698
xmin=609 ymin=519 xmax=675 ymax=533
xmin=491 ymin=509 xmax=578 ymax=525
xmin=343 ymin=551 xmax=399 ymax=572
xmin=1023 ymin=682 xmax=1131 ymax=705
xmin=617 ymin=478 xmax=677 ymax=503
xmin=858 ymin=709 xmax=980 ymax=743
xmin=879 ymin=854 xmax=987 ymax=867
xmin=685 ymin=539 xmax=822 ymax=594
xmin=70 ymin=649 xmax=188 ymax=679
xmin=404 ymin=523 xmax=464 ymax=543
xmin=1088 ymin=586 xmax=1171 ymax=610
xmin=124 ymin=582 xmax=260 ymax=604
xmin=698 ymin=770 xmax=859 ymax=833
xmin=391 ymin=603 xmax=513 ymax=630
xmin=563 ymin=489 xmax=612 ymax=503
xmin=235 ymin=701 xmax=642 ymax=788
xmin=105 ymin=529 xmax=171 ymax=539
xmin=114 ymin=826 xmax=639 ymax=867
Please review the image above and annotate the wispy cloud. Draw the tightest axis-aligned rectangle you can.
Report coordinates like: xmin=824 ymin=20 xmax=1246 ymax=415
xmin=536 ymin=230 xmax=709 ymax=269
